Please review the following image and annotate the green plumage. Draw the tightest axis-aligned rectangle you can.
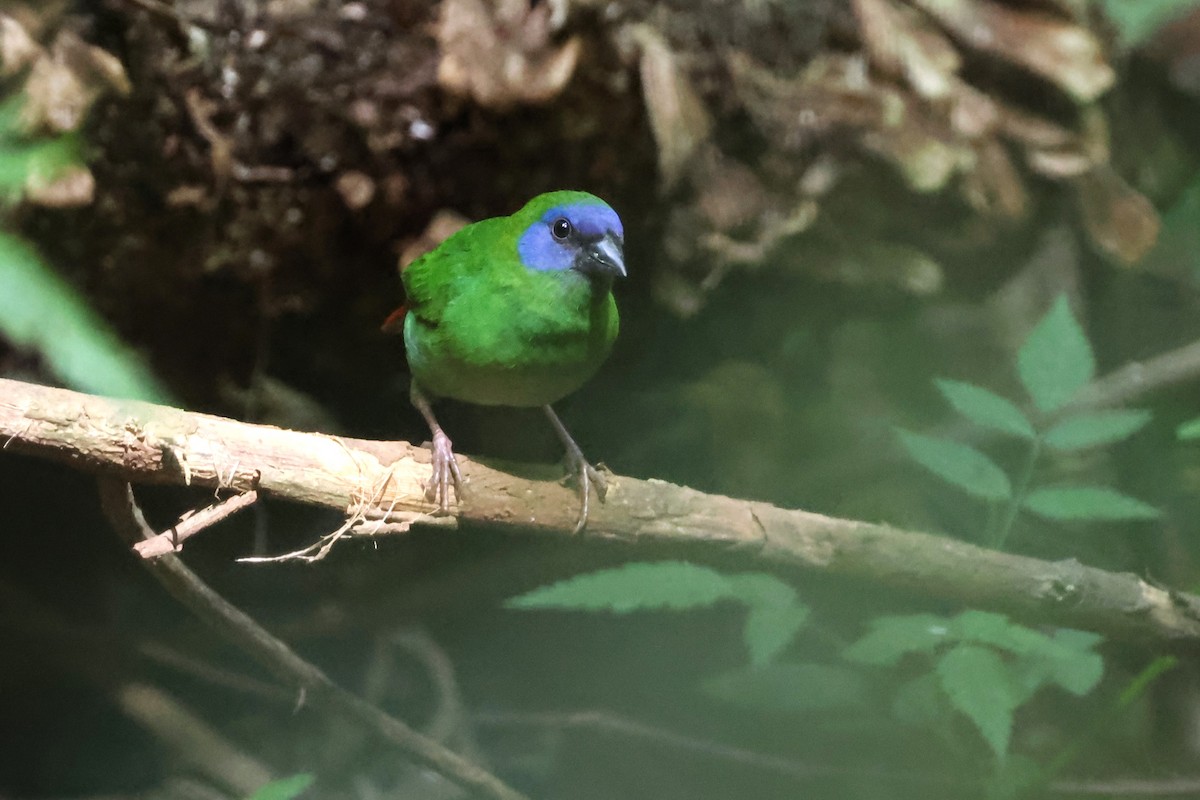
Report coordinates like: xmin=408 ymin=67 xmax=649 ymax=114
xmin=402 ymin=191 xmax=620 ymax=407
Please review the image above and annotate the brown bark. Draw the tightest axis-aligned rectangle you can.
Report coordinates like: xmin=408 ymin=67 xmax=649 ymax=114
xmin=3 ymin=376 xmax=1198 ymax=649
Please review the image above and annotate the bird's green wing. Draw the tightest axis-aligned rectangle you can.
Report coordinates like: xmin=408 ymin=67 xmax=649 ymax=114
xmin=401 ymin=217 xmax=514 ymax=325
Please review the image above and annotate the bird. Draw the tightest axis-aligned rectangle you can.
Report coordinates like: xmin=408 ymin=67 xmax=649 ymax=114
xmin=386 ymin=190 xmax=625 ymax=533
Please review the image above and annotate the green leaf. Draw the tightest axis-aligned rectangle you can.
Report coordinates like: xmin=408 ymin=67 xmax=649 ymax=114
xmin=891 ymin=673 xmax=950 ymax=728
xmin=937 ymin=644 xmax=1019 ymax=759
xmin=247 ymin=774 xmax=314 ymax=800
xmin=949 ymin=611 xmax=1050 ymax=657
xmin=703 ymin=662 xmax=867 ymax=711
xmin=1098 ymin=0 xmax=1200 ymax=45
xmin=1044 ymin=648 xmax=1104 ymax=696
xmin=505 ymin=561 xmax=733 ymax=613
xmin=725 ymin=572 xmax=798 ymax=609
xmin=1031 ymin=629 xmax=1105 ymax=696
xmin=896 ymin=429 xmax=1012 ymax=500
xmin=0 ymin=135 xmax=81 ymax=196
xmin=1017 ymin=296 xmax=1095 ymax=413
xmin=1178 ymin=416 xmax=1200 ymax=441
xmin=1043 ymin=410 xmax=1152 ymax=451
xmin=1051 ymin=628 xmax=1103 ymax=653
xmin=0 ymin=232 xmax=169 ymax=402
xmin=1009 ymin=638 xmax=1105 ymax=704
xmin=1023 ymin=486 xmax=1159 ymax=521
xmin=728 ymin=572 xmax=810 ymax=666
xmin=935 ymin=379 xmax=1035 ymax=439
xmin=743 ymin=603 xmax=809 ymax=667
xmin=843 ymin=613 xmax=950 ymax=666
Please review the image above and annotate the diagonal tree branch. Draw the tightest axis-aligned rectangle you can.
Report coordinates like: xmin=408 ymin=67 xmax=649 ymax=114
xmin=97 ymin=478 xmax=530 ymax=800
xmin=3 ymin=376 xmax=1200 ymax=648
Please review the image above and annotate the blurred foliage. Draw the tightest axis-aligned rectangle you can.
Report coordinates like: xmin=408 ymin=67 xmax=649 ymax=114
xmin=1100 ymin=0 xmax=1200 ymax=44
xmin=513 ymin=562 xmax=1107 ymax=791
xmin=0 ymin=232 xmax=169 ymax=402
xmin=0 ymin=96 xmax=167 ymax=402
xmin=845 ymin=611 xmax=1103 ymax=763
xmin=508 ymin=562 xmax=811 ymax=668
xmin=246 ymin=774 xmax=315 ymax=800
xmin=898 ymin=295 xmax=1157 ymax=548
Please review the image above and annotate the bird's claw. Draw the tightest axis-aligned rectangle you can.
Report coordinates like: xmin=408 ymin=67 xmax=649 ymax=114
xmin=563 ymin=449 xmax=607 ymax=534
xmin=426 ymin=429 xmax=463 ymax=513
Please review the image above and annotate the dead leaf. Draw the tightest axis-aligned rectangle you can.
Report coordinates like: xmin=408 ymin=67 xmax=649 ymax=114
xmin=55 ymin=31 xmax=130 ymax=96
xmin=962 ymin=137 xmax=1028 ymax=219
xmin=692 ymin=148 xmax=766 ymax=232
xmin=436 ymin=0 xmax=580 ymax=109
xmin=854 ymin=0 xmax=960 ymax=101
xmin=910 ymin=0 xmax=1113 ymax=102
xmin=0 ymin=14 xmax=39 ymax=77
xmin=1074 ymin=166 xmax=1162 ymax=266
xmin=18 ymin=31 xmax=130 ymax=134
xmin=20 ymin=56 xmax=86 ymax=133
xmin=335 ymin=170 xmax=376 ymax=210
xmin=24 ymin=164 xmax=94 ymax=207
xmin=399 ymin=209 xmax=470 ymax=269
xmin=627 ymin=24 xmax=712 ymax=190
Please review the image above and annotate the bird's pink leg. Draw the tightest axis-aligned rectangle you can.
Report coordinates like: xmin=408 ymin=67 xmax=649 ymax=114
xmin=543 ymin=405 xmax=607 ymax=534
xmin=411 ymin=383 xmax=463 ymax=513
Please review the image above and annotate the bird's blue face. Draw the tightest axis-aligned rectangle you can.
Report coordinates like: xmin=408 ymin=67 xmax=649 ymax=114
xmin=517 ymin=202 xmax=626 ymax=279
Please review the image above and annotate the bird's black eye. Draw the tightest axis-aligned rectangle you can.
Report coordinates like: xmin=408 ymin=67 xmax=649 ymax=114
xmin=551 ymin=217 xmax=572 ymax=240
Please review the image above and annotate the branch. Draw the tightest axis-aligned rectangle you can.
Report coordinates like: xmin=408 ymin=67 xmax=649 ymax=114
xmin=1070 ymin=338 xmax=1200 ymax=411
xmin=97 ymin=478 xmax=529 ymax=800
xmin=116 ymin=682 xmax=275 ymax=796
xmin=134 ymin=488 xmax=258 ymax=558
xmin=4 ymin=377 xmax=1200 ymax=648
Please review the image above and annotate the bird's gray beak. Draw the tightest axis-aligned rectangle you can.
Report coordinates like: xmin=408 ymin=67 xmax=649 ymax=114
xmin=582 ymin=234 xmax=626 ymax=279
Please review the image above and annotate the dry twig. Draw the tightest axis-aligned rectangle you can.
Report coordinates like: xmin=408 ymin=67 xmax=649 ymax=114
xmin=134 ymin=489 xmax=259 ymax=558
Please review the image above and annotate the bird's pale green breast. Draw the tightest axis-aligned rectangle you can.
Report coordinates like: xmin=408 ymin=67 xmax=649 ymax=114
xmin=402 ymin=212 xmax=619 ymax=407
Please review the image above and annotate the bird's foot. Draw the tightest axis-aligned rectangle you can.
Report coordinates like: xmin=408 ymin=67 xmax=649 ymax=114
xmin=426 ymin=429 xmax=463 ymax=513
xmin=562 ymin=446 xmax=607 ymax=535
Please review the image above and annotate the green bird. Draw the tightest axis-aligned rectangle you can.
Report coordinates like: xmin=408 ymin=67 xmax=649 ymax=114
xmin=387 ymin=190 xmax=625 ymax=532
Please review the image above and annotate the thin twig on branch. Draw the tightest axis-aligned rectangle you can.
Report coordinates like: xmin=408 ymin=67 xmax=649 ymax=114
xmin=97 ymin=478 xmax=530 ymax=800
xmin=134 ymin=488 xmax=259 ymax=558
xmin=2 ymin=377 xmax=1200 ymax=648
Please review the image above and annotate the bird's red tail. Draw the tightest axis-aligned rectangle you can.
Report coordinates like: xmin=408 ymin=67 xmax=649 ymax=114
xmin=380 ymin=305 xmax=408 ymax=334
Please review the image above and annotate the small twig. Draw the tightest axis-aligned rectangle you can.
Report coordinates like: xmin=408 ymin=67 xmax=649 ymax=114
xmin=96 ymin=478 xmax=529 ymax=800
xmin=237 ymin=514 xmax=356 ymax=563
xmin=135 ymin=489 xmax=259 ymax=558
xmin=116 ymin=682 xmax=274 ymax=796
xmin=389 ymin=630 xmax=481 ymax=757
xmin=184 ymin=88 xmax=234 ymax=194
xmin=1052 ymin=776 xmax=1200 ymax=796
xmin=1070 ymin=339 xmax=1200 ymax=412
xmin=475 ymin=709 xmax=968 ymax=787
xmin=0 ymin=579 xmax=289 ymax=704
xmin=993 ymin=436 xmax=1041 ymax=551
xmin=136 ymin=640 xmax=294 ymax=705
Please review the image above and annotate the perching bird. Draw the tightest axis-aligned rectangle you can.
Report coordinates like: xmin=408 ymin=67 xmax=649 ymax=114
xmin=386 ymin=190 xmax=625 ymax=532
